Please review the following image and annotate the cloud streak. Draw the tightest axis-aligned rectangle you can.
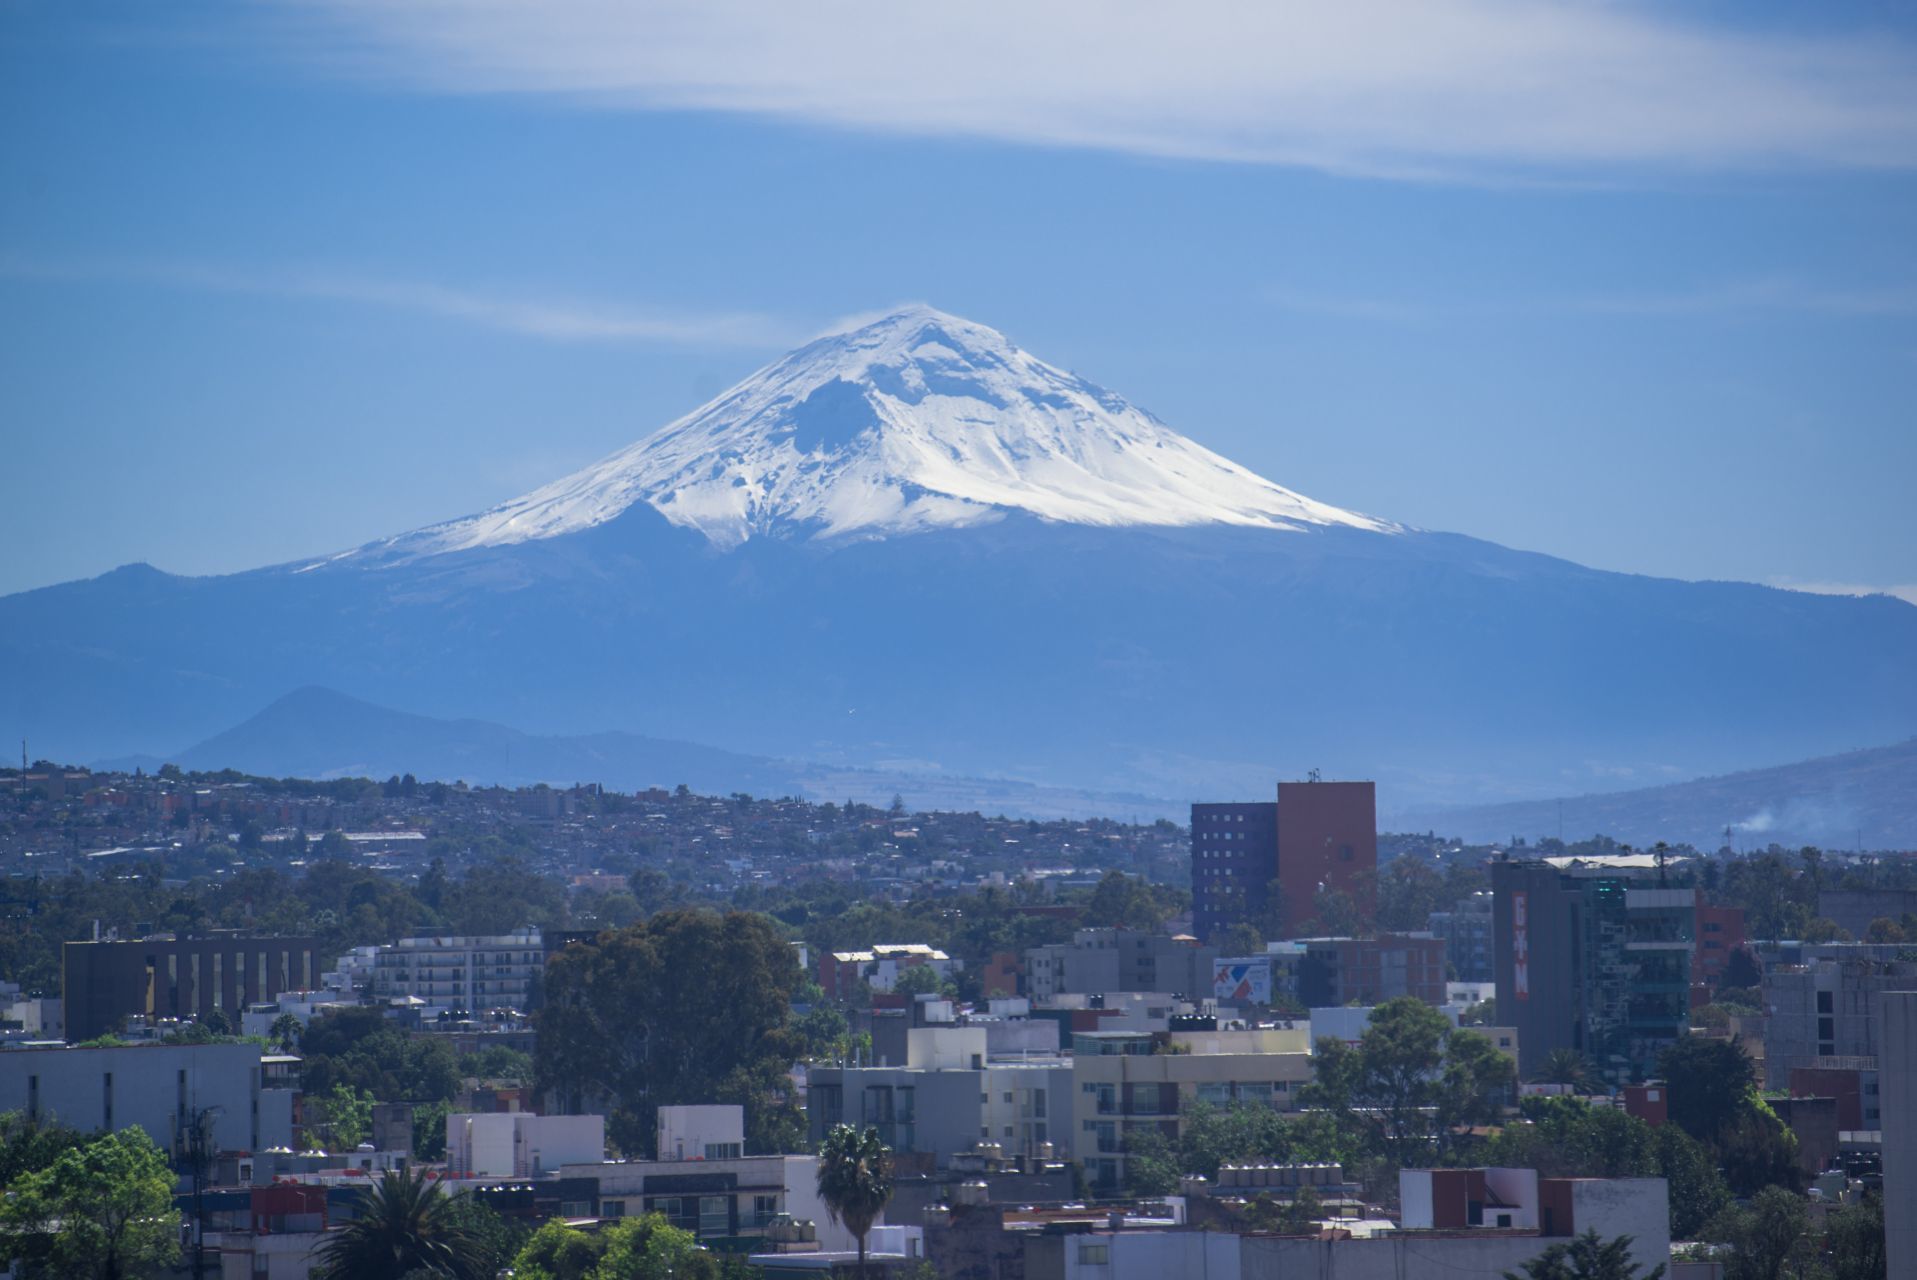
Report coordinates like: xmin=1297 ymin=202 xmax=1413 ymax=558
xmin=0 ymin=254 xmax=794 ymax=347
xmin=254 ymin=0 xmax=1917 ymax=180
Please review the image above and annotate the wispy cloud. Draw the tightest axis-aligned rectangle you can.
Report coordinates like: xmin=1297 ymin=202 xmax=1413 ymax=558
xmin=1770 ymin=577 xmax=1917 ymax=607
xmin=0 ymin=254 xmax=794 ymax=347
xmin=1264 ymin=278 xmax=1917 ymax=322
xmin=245 ymin=0 xmax=1917 ymax=180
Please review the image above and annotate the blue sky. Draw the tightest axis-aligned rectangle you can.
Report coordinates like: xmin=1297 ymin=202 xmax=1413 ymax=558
xmin=2 ymin=2 xmax=1914 ymax=600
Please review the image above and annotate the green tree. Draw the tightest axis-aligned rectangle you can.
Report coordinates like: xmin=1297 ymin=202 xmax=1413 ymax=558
xmin=1175 ymin=1100 xmax=1314 ymax=1178
xmin=1121 ymin=1125 xmax=1180 ymax=1195
xmin=1304 ymin=997 xmax=1514 ymax=1165
xmin=510 ymin=1219 xmax=608 ymax=1280
xmin=1480 ymin=1097 xmax=1728 ymax=1242
xmin=1821 ymin=1190 xmax=1885 ymax=1280
xmin=891 ymin=963 xmax=953 ymax=998
xmin=817 ymin=1124 xmax=893 ymax=1280
xmin=413 ymin=1100 xmax=451 ymax=1162
xmin=1713 ymin=1104 xmax=1799 ymax=1197
xmin=1376 ymin=858 xmax=1447 ymax=932
xmin=0 ymin=1128 xmax=181 ymax=1280
xmin=1241 ymin=1186 xmax=1327 ymax=1235
xmin=0 ymin=1109 xmax=88 ymax=1188
xmin=1216 ymin=923 xmax=1267 ymax=958
xmin=1481 ymin=1096 xmax=1656 ymax=1180
xmin=538 ymin=909 xmax=803 ymax=1155
xmin=1657 ymin=1035 xmax=1797 ymax=1196
xmin=313 ymin=1167 xmax=487 ymax=1280
xmin=508 ymin=1214 xmax=716 ymax=1280
xmin=1503 ymin=1228 xmax=1665 ymax=1279
xmin=1310 ymin=886 xmax=1364 ymax=938
xmin=1659 ymin=1035 xmax=1755 ymax=1143
xmin=1536 ymin=1048 xmax=1596 ymax=1094
xmin=1703 ymin=1186 xmax=1812 ymax=1280
xmin=1653 ymin=1124 xmax=1731 ymax=1241
xmin=306 ymin=1083 xmax=374 ymax=1152
xmin=594 ymin=1212 xmax=719 ymax=1279
xmin=300 ymin=1007 xmax=461 ymax=1105
xmin=1079 ymin=871 xmax=1174 ymax=931
xmin=269 ymin=1012 xmax=303 ymax=1052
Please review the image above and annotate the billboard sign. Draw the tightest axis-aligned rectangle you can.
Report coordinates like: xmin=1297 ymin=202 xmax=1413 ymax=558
xmin=1213 ymin=957 xmax=1272 ymax=1005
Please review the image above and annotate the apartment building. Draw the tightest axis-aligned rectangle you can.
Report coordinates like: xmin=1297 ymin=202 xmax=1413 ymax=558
xmin=367 ymin=927 xmax=543 ymax=1016
xmin=819 ymin=944 xmax=957 ymax=1000
xmin=1760 ymin=942 xmax=1917 ymax=1127
xmin=1429 ymin=893 xmax=1495 ymax=983
xmin=1072 ymin=1027 xmax=1311 ymax=1191
xmin=1024 ymin=929 xmax=1216 ymax=1002
xmin=807 ymin=1026 xmax=1073 ymax=1166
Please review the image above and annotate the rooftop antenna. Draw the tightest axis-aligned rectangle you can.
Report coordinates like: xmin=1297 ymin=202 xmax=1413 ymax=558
xmin=1307 ymin=768 xmax=1321 ymax=783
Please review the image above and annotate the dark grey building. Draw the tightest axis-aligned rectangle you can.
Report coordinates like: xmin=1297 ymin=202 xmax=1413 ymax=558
xmin=1024 ymin=929 xmax=1217 ymax=1002
xmin=1430 ymin=893 xmax=1495 ymax=983
xmin=63 ymin=934 xmax=322 ymax=1042
xmin=1191 ymin=801 xmax=1280 ymax=941
xmin=1492 ymin=860 xmax=1694 ymax=1082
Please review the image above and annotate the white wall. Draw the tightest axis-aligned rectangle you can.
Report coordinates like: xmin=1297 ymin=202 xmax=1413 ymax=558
xmin=1569 ymin=1177 xmax=1668 ymax=1277
xmin=449 ymin=1112 xmax=604 ymax=1176
xmin=907 ymin=1026 xmax=988 ymax=1070
xmin=1064 ymin=1231 xmax=1241 ymax=1280
xmin=0 ymin=1042 xmax=287 ymax=1154
xmin=1399 ymin=1170 xmax=1435 ymax=1229
xmin=1245 ymin=1234 xmax=1585 ymax=1280
xmin=657 ymin=1104 xmax=745 ymax=1160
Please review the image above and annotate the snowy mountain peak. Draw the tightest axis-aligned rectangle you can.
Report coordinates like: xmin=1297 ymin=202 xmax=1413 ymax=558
xmin=353 ymin=305 xmax=1394 ymax=560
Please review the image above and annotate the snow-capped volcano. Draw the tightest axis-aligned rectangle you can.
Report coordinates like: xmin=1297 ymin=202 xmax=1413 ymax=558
xmin=357 ymin=305 xmax=1390 ymax=559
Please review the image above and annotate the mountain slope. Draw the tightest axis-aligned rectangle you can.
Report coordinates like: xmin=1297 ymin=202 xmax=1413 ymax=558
xmin=163 ymin=686 xmax=811 ymax=796
xmin=4 ymin=307 xmax=1914 ymax=812
xmin=1393 ymin=738 xmax=1917 ymax=850
xmin=94 ymin=686 xmax=1184 ymax=820
xmin=341 ymin=305 xmax=1389 ymax=561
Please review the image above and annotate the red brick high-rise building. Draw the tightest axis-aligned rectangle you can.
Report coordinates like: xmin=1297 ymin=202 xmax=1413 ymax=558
xmin=1191 ymin=779 xmax=1377 ymax=941
xmin=1276 ymin=780 xmax=1378 ymax=935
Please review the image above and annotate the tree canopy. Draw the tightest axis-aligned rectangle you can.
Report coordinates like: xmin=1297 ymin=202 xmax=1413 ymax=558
xmin=537 ymin=908 xmax=804 ymax=1155
xmin=312 ymin=1166 xmax=488 ymax=1280
xmin=1302 ymin=996 xmax=1515 ymax=1166
xmin=0 ymin=1127 xmax=180 ymax=1280
xmin=818 ymin=1124 xmax=894 ymax=1280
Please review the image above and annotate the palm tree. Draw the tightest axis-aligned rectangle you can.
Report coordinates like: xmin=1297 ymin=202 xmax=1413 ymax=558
xmin=269 ymin=1013 xmax=302 ymax=1052
xmin=1537 ymin=1047 xmax=1596 ymax=1095
xmin=1503 ymin=1228 xmax=1665 ymax=1279
xmin=313 ymin=1166 xmax=486 ymax=1280
xmin=816 ymin=1123 xmax=892 ymax=1280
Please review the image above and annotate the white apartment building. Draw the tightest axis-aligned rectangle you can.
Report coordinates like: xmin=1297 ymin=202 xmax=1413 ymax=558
xmin=368 ymin=928 xmax=543 ymax=1015
xmin=0 ymin=1041 xmax=295 ymax=1156
xmin=447 ymin=1111 xmax=604 ymax=1177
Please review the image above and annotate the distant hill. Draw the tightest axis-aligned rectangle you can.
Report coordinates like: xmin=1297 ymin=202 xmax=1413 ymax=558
xmin=15 ymin=306 xmax=1917 ymax=809
xmin=96 ymin=686 xmax=1181 ymax=820
xmin=114 ymin=685 xmax=811 ymax=797
xmin=1393 ymin=738 xmax=1917 ymax=851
